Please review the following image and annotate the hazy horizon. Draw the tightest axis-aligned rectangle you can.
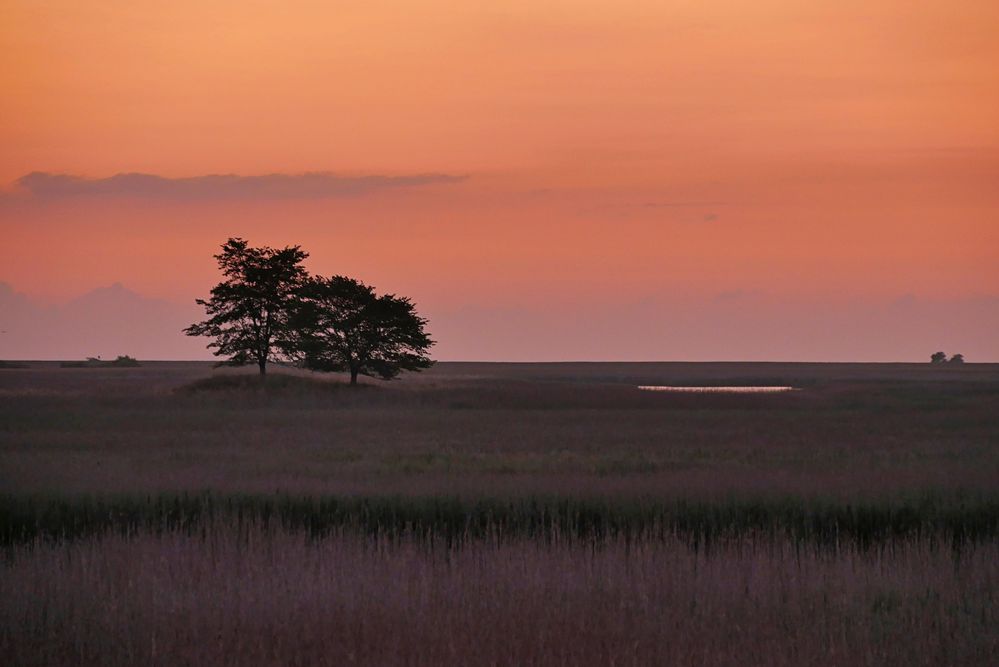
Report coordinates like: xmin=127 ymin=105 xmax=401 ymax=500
xmin=2 ymin=279 xmax=996 ymax=362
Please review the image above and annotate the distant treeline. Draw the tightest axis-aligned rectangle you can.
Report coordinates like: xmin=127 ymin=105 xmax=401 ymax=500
xmin=931 ymin=351 xmax=965 ymax=364
xmin=60 ymin=355 xmax=140 ymax=369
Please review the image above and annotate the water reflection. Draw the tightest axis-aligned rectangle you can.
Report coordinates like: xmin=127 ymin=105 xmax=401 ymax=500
xmin=638 ymin=386 xmax=796 ymax=393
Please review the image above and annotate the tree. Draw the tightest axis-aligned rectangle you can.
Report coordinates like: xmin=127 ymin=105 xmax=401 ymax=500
xmin=930 ymin=351 xmax=947 ymax=364
xmin=184 ymin=238 xmax=308 ymax=375
xmin=948 ymin=353 xmax=965 ymax=365
xmin=292 ymin=275 xmax=433 ymax=384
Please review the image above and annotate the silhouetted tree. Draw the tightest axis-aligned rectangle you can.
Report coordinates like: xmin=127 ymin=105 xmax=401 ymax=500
xmin=948 ymin=353 xmax=965 ymax=364
xmin=184 ymin=238 xmax=308 ymax=375
xmin=292 ymin=276 xmax=433 ymax=385
xmin=930 ymin=351 xmax=947 ymax=364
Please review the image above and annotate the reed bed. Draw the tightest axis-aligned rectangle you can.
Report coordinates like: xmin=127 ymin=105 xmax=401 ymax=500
xmin=2 ymin=525 xmax=996 ymax=666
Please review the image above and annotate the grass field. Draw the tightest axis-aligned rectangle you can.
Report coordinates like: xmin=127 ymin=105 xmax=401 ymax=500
xmin=2 ymin=361 xmax=998 ymax=664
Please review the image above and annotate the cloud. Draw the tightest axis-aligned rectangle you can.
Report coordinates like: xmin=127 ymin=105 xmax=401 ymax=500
xmin=11 ymin=171 xmax=466 ymax=200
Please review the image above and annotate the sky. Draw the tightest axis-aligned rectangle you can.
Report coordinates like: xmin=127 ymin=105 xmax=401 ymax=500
xmin=1 ymin=1 xmax=997 ymax=361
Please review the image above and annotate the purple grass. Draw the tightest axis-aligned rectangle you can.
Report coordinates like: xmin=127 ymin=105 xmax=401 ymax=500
xmin=2 ymin=526 xmax=997 ymax=666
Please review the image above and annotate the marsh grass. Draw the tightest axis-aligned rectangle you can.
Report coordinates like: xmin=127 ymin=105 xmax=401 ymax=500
xmin=4 ymin=381 xmax=996 ymax=497
xmin=1 ymin=362 xmax=998 ymax=664
xmin=177 ymin=373 xmax=363 ymax=395
xmin=2 ymin=526 xmax=997 ymax=666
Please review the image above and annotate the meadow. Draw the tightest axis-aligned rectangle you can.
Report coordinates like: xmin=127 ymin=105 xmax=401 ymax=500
xmin=1 ymin=361 xmax=998 ymax=664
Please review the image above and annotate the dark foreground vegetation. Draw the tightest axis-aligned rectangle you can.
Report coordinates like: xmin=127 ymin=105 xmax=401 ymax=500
xmin=3 ymin=527 xmax=996 ymax=667
xmin=1 ymin=361 xmax=998 ymax=665
xmin=3 ymin=491 xmax=999 ymax=551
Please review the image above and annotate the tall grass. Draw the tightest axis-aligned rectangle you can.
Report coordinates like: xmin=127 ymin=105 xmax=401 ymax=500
xmin=2 ymin=525 xmax=996 ymax=666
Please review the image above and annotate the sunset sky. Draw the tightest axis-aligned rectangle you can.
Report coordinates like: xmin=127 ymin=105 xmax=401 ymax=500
xmin=1 ymin=1 xmax=997 ymax=361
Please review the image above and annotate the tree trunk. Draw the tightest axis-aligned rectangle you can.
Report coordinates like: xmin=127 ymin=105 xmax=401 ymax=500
xmin=258 ymin=358 xmax=267 ymax=376
xmin=350 ymin=368 xmax=359 ymax=385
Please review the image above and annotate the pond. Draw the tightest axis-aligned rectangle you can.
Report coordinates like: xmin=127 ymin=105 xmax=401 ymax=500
xmin=637 ymin=385 xmax=797 ymax=393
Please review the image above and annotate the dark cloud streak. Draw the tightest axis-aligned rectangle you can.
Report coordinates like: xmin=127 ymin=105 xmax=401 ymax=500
xmin=13 ymin=171 xmax=466 ymax=200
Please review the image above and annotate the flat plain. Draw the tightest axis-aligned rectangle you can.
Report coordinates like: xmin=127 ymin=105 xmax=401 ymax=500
xmin=2 ymin=361 xmax=998 ymax=665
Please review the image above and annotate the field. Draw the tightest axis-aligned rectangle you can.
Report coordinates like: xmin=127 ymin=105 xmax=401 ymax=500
xmin=2 ymin=361 xmax=998 ymax=665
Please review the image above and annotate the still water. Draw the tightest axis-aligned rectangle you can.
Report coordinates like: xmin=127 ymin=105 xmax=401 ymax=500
xmin=637 ymin=386 xmax=796 ymax=393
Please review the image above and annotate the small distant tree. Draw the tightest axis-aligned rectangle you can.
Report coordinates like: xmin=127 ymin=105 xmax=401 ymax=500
xmin=292 ymin=276 xmax=433 ymax=385
xmin=930 ymin=351 xmax=947 ymax=364
xmin=948 ymin=353 xmax=965 ymax=365
xmin=184 ymin=238 xmax=308 ymax=375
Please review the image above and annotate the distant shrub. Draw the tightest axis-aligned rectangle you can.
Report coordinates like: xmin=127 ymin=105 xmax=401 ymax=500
xmin=60 ymin=355 xmax=141 ymax=369
xmin=931 ymin=351 xmax=967 ymax=365
xmin=0 ymin=360 xmax=28 ymax=369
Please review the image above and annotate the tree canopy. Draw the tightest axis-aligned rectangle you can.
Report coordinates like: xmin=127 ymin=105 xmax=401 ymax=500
xmin=184 ymin=238 xmax=309 ymax=375
xmin=185 ymin=238 xmax=433 ymax=383
xmin=292 ymin=275 xmax=434 ymax=384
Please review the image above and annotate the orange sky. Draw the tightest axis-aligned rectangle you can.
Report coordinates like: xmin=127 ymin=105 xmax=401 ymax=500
xmin=1 ymin=1 xmax=997 ymax=360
